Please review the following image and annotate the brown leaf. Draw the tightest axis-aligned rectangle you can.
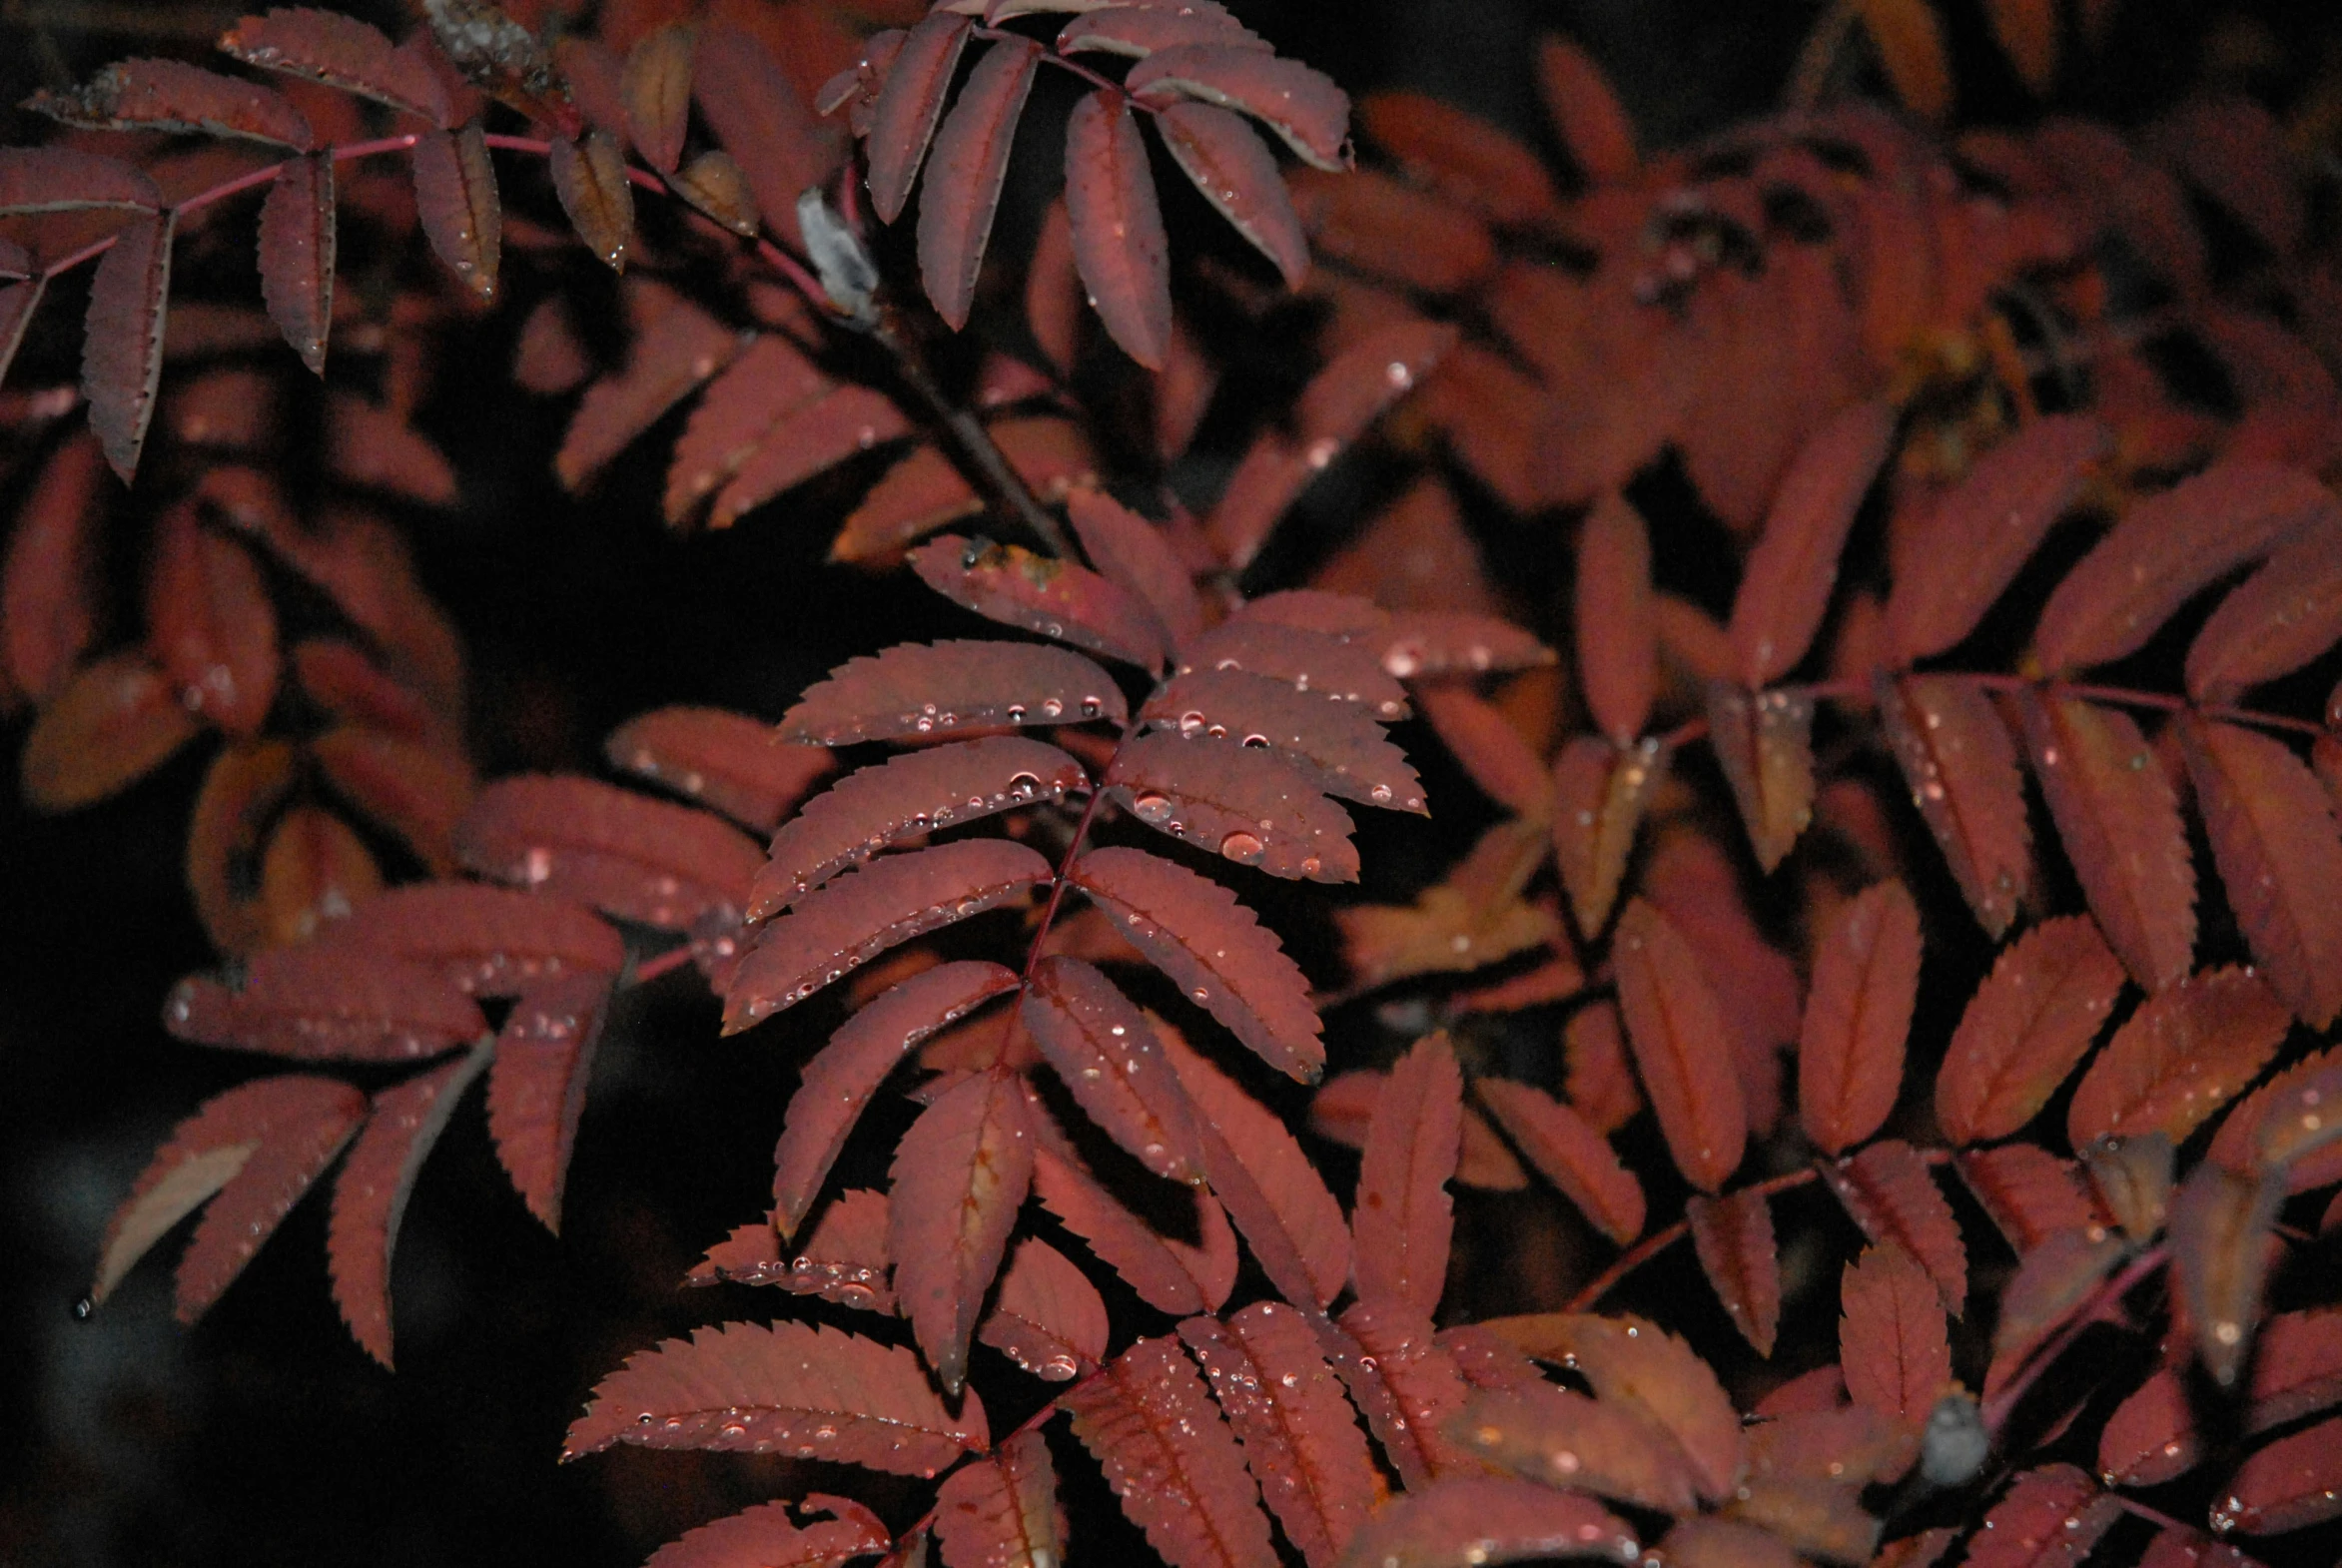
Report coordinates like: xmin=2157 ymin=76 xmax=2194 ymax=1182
xmin=936 ymin=1428 xmax=1064 ymax=1568
xmin=1883 ymin=415 xmax=2106 ymax=663
xmin=29 ymin=58 xmax=313 ymax=147
xmin=1062 ymin=87 xmax=1171 ymax=370
xmin=2171 ymin=1162 xmax=2283 ymax=1389
xmin=705 ymin=1188 xmax=896 ymax=1310
xmin=1613 ymin=899 xmax=1748 ymax=1192
xmin=692 ymin=25 xmax=838 ymax=247
xmin=1876 ymin=673 xmax=2032 ymax=938
xmin=1936 ymin=916 xmax=2126 ymax=1145
xmin=911 ymin=534 xmax=1165 ymax=670
xmin=1475 ymin=1078 xmax=1644 ymax=1245
xmin=2179 ymin=719 xmax=2342 ymax=1028
xmin=621 ymin=24 xmax=693 ymax=174
xmin=1839 ymin=1243 xmax=1951 ymax=1426
xmin=1353 ymin=1032 xmax=1462 ymax=1315
xmin=979 ymin=1236 xmax=1107 ymax=1380
xmin=254 ymin=812 xmax=379 ymax=958
xmin=1066 ymin=1334 xmax=1276 ymax=1568
xmin=310 ymin=725 xmax=472 ymax=873
xmin=1988 ymin=1228 xmax=2126 ymax=1393
xmin=2014 ymin=693 xmax=2196 ymax=991
xmin=918 ymin=38 xmax=1040 ymax=331
xmin=1482 ymin=1311 xmax=1744 ymax=1502
xmin=1706 ymin=682 xmax=1816 ymax=873
xmin=1180 ymin=1303 xmax=1375 ymax=1568
xmin=550 ymin=131 xmax=634 ymax=271
xmin=725 ymin=839 xmax=1048 ymax=1029
xmin=667 ymin=148 xmax=760 ymax=236
xmin=2032 ymin=462 xmax=2336 ymax=673
xmin=1551 ymin=736 xmax=1666 ymax=938
xmin=1337 ymin=1475 xmax=1639 ymax=1568
xmin=1564 ymin=1000 xmax=1643 ymax=1136
xmin=890 ymin=1067 xmax=1034 ymax=1391
xmin=1450 ymin=1382 xmax=1702 ymax=1514
xmin=1688 ymin=1188 xmax=1782 ymax=1356
xmin=1143 ymin=668 xmax=1422 ymax=813
xmin=780 ymin=640 xmax=1125 ymax=745
xmin=82 ymin=211 xmax=173 ymax=479
xmin=1823 ymin=1140 xmax=1967 ymax=1314
xmin=2067 ymin=967 xmax=2290 ymax=1148
xmin=219 ymin=8 xmax=449 ymax=125
xmin=410 ymin=123 xmax=500 ymax=302
xmin=1575 ymin=491 xmax=1656 ymax=744
xmin=1126 ymin=46 xmax=1349 ymax=173
xmin=561 ymin=1318 xmax=988 ymax=1472
xmin=1535 ymin=35 xmax=1638 ymax=183
xmin=1155 ymin=101 xmax=1308 ymax=288
xmin=1730 ymin=400 xmax=1895 ymax=687
xmin=256 ymin=153 xmax=335 ymax=376
xmin=92 ymin=1074 xmax=365 ymax=1315
xmin=146 ymin=502 xmax=278 ymax=735
xmin=21 ymin=652 xmax=202 ymax=812
xmin=753 ymin=736 xmax=1082 ymax=918
xmin=1799 ymin=880 xmax=1921 ymax=1157
xmin=456 ymin=774 xmax=760 ymax=933
xmin=1851 ymin=0 xmax=1952 ymax=121
xmin=328 ymin=1039 xmax=493 ymax=1365
xmin=186 ymin=741 xmax=299 ymax=956
xmin=1378 ymin=613 xmax=1553 ymax=683
xmin=2211 ymin=1415 xmax=2342 ymax=1535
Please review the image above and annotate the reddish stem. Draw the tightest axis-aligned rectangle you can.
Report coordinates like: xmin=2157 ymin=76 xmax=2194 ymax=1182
xmin=1979 ymin=1242 xmax=2169 ymax=1439
xmin=1564 ymin=1166 xmax=1821 ymax=1312
xmin=973 ymin=27 xmax=1146 ymax=104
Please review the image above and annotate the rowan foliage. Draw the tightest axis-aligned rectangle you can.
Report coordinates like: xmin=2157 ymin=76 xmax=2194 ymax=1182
xmin=6 ymin=1 xmax=2342 ymax=1564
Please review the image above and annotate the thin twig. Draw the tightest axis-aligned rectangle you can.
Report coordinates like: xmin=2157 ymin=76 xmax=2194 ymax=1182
xmin=1979 ymin=1242 xmax=2169 ymax=1439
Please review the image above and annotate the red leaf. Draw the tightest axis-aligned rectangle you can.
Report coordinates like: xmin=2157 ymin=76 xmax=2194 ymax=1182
xmin=1179 ymin=1305 xmax=1372 ymax=1568
xmin=1058 ymin=5 xmax=1266 ymax=57
xmin=2067 ymin=967 xmax=2290 ymax=1148
xmin=1825 ymin=1141 xmax=1967 ymax=1313
xmin=1343 ymin=1475 xmax=1637 ymax=1568
xmin=1160 ymin=1025 xmax=1351 ymax=1304
xmin=2246 ymin=1309 xmax=2342 ymax=1431
xmin=1551 ymin=736 xmax=1666 ymax=938
xmin=1295 ymin=322 xmax=1457 ymax=468
xmin=1688 ymin=1188 xmax=1782 ymax=1355
xmin=220 ymin=8 xmax=449 ymax=125
xmin=18 ymin=652 xmax=201 ymax=811
xmin=325 ymin=392 xmax=458 ymax=506
xmin=605 ymin=705 xmax=833 ymax=836
xmin=1065 ymin=87 xmax=1171 ymax=370
xmin=1877 ymin=673 xmax=2031 ymax=938
xmin=644 ymin=1499 xmax=890 ymax=1568
xmin=1799 ymin=880 xmax=1921 ymax=1157
xmin=0 ymin=145 xmax=160 ymax=213
xmin=1936 ymin=916 xmax=2125 ymax=1145
xmin=339 ymin=882 xmax=621 ymax=995
xmin=2015 ymin=693 xmax=2196 ymax=991
xmin=1705 ymin=682 xmax=1816 ymax=873
xmin=165 ymin=942 xmax=485 ymax=1062
xmin=1415 ymin=686 xmax=1551 ymax=817
xmin=146 ymin=502 xmax=278 ymax=735
xmin=329 ymin=1039 xmax=493 ymax=1365
xmin=1351 ymin=1032 xmax=1461 ymax=1315
xmin=1032 ymin=1141 xmax=1227 ymax=1314
xmin=692 ymin=24 xmax=837 ymax=247
xmin=1310 ymin=1070 xmax=1527 ymax=1190
xmin=1108 ymin=735 xmax=1358 ymax=887
xmin=1656 ymin=1520 xmax=1806 ymax=1568
xmin=1839 ymin=1243 xmax=1951 ymax=1425
xmin=2189 ymin=502 xmax=2342 ymax=702
xmin=1065 ymin=1334 xmax=1275 ymax=1568
xmin=1962 ymin=1466 xmax=2119 ymax=1568
xmin=1956 ymin=1145 xmax=2099 ymax=1254
xmin=1563 ymin=1000 xmax=1642 ymax=1136
xmin=714 ymin=385 xmax=915 ymax=530
xmin=1475 ymin=1079 xmax=1643 ymax=1245
xmin=2 ymin=431 xmax=104 ymax=703
xmin=29 ymin=58 xmax=313 ymax=147
xmin=411 ymin=123 xmax=499 ymax=301
xmin=310 ymin=725 xmax=472 ymax=874
xmin=1126 ymin=46 xmax=1349 ymax=172
xmin=486 ymin=972 xmax=611 ymax=1231
xmin=1142 ymin=669 xmax=1422 ymax=813
xmin=2099 ymin=1368 xmax=2202 ymax=1487
xmin=918 ymin=38 xmax=1040 ymax=331
xmin=935 ymin=1428 xmax=1064 ymax=1568
xmin=1183 ymin=621 xmax=1410 ymax=720
xmin=727 ymin=840 xmax=1046 ymax=1029
xmin=562 ymin=1318 xmax=988 ymax=1472
xmin=1487 ymin=1311 xmax=1744 ymax=1502
xmin=2229 ymin=1048 xmax=2342 ymax=1181
xmin=1358 ymin=89 xmax=1560 ymax=227
xmin=81 ymin=211 xmax=172 ymax=480
xmin=1988 ymin=1228 xmax=2127 ymax=1393
xmin=1067 ymin=489 xmax=1204 ymax=649
xmin=1575 ymin=492 xmax=1656 ymax=744
xmin=911 ymin=534 xmax=1165 ymax=670
xmin=1069 ymin=845 xmax=1322 ymax=1081
xmin=864 ymin=12 xmax=972 ymax=224
xmin=832 ymin=419 xmax=1097 ymax=563
xmin=889 ymin=1067 xmax=1033 ymax=1391
xmin=753 ymin=737 xmax=1082 ymax=918
xmin=549 ymin=130 xmax=634 ymax=270
xmin=92 ymin=1074 xmax=364 ymax=1313
xmin=256 ymin=152 xmax=335 ymax=376
xmin=1536 ymin=35 xmax=1639 ymax=183
xmin=1612 ymin=899 xmax=1748 ymax=1192
xmin=978 ymin=1235 xmax=1106 ymax=1380
xmin=620 ymin=24 xmax=692 ymax=174
xmin=2135 ymin=1529 xmax=2261 ymax=1568
xmin=557 ymin=282 xmax=743 ymax=489
xmin=1451 ymin=1380 xmax=1702 ymax=1513
xmin=1155 ymin=101 xmax=1308 ymax=288
xmin=2171 ymin=1162 xmax=2283 ymax=1389
xmin=2033 ymin=462 xmax=2337 ymax=673
xmin=1883 ymin=416 xmax=2107 ymax=663
xmin=1023 ymin=956 xmax=1206 ymax=1183
xmin=691 ymin=1189 xmax=896 ymax=1309
xmin=663 ymin=335 xmax=829 ymax=523
xmin=2211 ymin=1416 xmax=2342 ymax=1535
xmin=782 ymin=641 xmax=1125 ymax=745
xmin=1730 ymin=400 xmax=1896 ymax=687
xmin=2180 ymin=719 xmax=2342 ymax=1027
xmin=184 ymin=741 xmax=297 ymax=955
xmin=455 ymin=774 xmax=762 ymax=931
xmin=1340 ymin=1298 xmax=1477 ymax=1483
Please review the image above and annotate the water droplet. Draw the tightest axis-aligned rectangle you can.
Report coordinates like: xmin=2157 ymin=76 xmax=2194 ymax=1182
xmin=1081 ymin=695 xmax=1104 ymax=717
xmin=1240 ymin=732 xmax=1269 ymax=748
xmin=1369 ymin=784 xmax=1393 ymax=803
xmin=1133 ymin=792 xmax=1173 ymax=822
xmin=1041 ymin=697 xmax=1064 ymax=718
xmin=1219 ymin=831 xmax=1265 ymax=865
xmin=1008 ymin=704 xmax=1028 ymax=722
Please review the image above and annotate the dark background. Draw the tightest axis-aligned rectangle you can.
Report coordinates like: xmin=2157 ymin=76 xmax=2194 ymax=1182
xmin=2 ymin=1 xmax=2339 ymax=1564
